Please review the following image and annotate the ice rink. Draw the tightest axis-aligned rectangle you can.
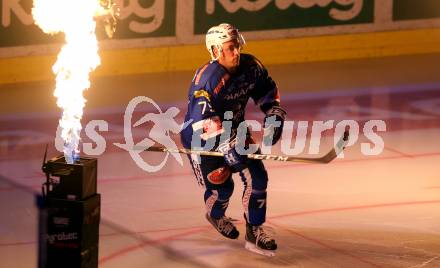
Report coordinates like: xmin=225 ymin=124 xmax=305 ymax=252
xmin=1 ymin=54 xmax=440 ymax=267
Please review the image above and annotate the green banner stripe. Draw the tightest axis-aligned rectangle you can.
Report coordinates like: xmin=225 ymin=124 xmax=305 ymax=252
xmin=195 ymin=0 xmax=374 ymax=34
xmin=0 ymin=0 xmax=177 ymax=48
xmin=393 ymin=0 xmax=440 ymax=21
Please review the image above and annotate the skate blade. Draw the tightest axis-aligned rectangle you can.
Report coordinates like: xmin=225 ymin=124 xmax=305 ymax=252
xmin=245 ymin=241 xmax=276 ymax=257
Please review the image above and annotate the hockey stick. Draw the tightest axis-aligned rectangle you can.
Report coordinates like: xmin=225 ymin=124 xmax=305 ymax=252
xmin=142 ymin=130 xmax=349 ymax=164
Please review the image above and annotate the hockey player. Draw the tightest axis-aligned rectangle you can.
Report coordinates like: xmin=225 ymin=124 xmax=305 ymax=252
xmin=180 ymin=23 xmax=286 ymax=256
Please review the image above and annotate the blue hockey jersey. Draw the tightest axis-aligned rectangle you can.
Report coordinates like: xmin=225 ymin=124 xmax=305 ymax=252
xmin=181 ymin=53 xmax=280 ymax=150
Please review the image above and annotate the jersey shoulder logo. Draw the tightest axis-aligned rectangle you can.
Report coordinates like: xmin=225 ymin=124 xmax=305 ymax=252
xmin=194 ymin=89 xmax=212 ymax=102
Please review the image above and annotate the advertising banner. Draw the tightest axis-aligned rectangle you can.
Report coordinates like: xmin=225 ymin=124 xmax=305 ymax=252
xmin=194 ymin=0 xmax=374 ymax=34
xmin=393 ymin=0 xmax=440 ymax=21
xmin=0 ymin=0 xmax=176 ymax=48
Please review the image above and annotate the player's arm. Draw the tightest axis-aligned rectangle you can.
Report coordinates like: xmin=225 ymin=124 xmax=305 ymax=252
xmin=187 ymin=89 xmax=247 ymax=172
xmin=186 ymin=88 xmax=223 ymax=149
xmin=251 ymin=57 xmax=286 ymax=146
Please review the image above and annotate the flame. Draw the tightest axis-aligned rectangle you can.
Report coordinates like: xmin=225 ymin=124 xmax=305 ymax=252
xmin=32 ymin=0 xmax=105 ymax=163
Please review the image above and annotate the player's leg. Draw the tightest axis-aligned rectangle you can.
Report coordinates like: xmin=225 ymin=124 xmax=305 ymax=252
xmin=239 ymin=159 xmax=277 ymax=256
xmin=188 ymin=154 xmax=239 ymax=239
xmin=240 ymin=158 xmax=268 ymax=225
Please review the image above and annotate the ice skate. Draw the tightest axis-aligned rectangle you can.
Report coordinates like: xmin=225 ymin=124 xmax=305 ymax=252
xmin=205 ymin=213 xmax=239 ymax=239
xmin=245 ymin=224 xmax=277 ymax=257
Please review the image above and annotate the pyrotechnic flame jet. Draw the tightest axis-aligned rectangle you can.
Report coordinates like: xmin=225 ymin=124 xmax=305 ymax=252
xmin=32 ymin=0 xmax=118 ymax=163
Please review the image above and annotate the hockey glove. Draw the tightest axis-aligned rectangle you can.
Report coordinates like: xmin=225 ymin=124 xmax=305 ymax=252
xmin=218 ymin=135 xmax=247 ymax=172
xmin=263 ymin=106 xmax=286 ymax=146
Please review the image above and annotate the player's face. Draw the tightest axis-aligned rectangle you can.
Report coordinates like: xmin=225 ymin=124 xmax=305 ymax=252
xmin=218 ymin=39 xmax=241 ymax=73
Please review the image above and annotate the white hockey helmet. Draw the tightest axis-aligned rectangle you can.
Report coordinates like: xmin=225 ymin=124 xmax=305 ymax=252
xmin=205 ymin=23 xmax=245 ymax=61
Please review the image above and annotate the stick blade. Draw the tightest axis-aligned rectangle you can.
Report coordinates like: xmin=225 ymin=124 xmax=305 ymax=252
xmin=317 ymin=130 xmax=350 ymax=164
